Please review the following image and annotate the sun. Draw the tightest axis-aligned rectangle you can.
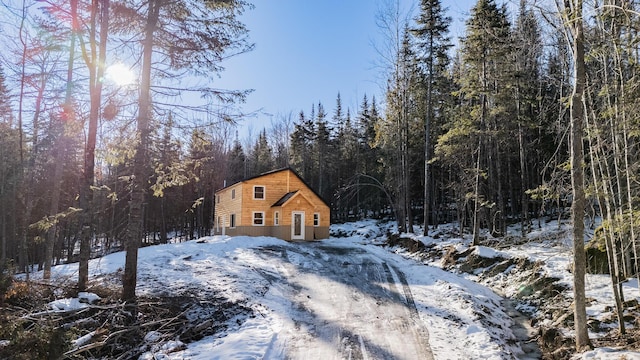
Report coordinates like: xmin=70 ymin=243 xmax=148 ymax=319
xmin=104 ymin=63 xmax=136 ymax=86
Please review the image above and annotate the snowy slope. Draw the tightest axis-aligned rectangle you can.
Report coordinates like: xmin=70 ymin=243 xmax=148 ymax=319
xmin=37 ymin=219 xmax=640 ymax=359
xmin=384 ymin=218 xmax=640 ymax=360
xmin=40 ymin=225 xmax=518 ymax=359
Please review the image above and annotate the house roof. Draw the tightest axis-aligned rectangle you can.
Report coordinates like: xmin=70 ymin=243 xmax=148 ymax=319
xmin=216 ymin=167 xmax=330 ymax=208
xmin=272 ymin=191 xmax=298 ymax=207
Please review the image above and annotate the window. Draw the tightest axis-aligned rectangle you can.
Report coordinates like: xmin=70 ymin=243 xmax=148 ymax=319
xmin=231 ymin=189 xmax=236 ymax=199
xmin=216 ymin=195 xmax=220 ymax=204
xmin=274 ymin=211 xmax=280 ymax=226
xmin=313 ymin=213 xmax=320 ymax=227
xmin=254 ymin=186 xmax=265 ymax=200
xmin=230 ymin=214 xmax=236 ymax=228
xmin=253 ymin=212 xmax=265 ymax=226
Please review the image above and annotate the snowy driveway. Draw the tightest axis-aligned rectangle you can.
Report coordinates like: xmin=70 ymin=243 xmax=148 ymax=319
xmin=254 ymin=243 xmax=434 ymax=360
xmin=51 ymin=231 xmax=522 ymax=359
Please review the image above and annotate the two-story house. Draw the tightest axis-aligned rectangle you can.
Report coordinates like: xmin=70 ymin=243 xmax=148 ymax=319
xmin=213 ymin=168 xmax=330 ymax=241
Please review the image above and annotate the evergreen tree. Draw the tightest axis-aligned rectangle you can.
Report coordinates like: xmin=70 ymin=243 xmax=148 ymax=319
xmin=290 ymin=110 xmax=315 ymax=181
xmin=412 ymin=0 xmax=451 ymax=235
xmin=314 ymin=102 xmax=331 ymax=199
xmin=249 ymin=129 xmax=274 ymax=176
xmin=446 ymin=0 xmax=513 ymax=242
xmin=269 ymin=113 xmax=292 ymax=169
xmin=379 ymin=26 xmax=423 ymax=233
xmin=512 ymin=0 xmax=543 ymax=235
xmin=0 ymin=66 xmax=12 ymax=125
xmin=187 ymin=129 xmax=216 ymax=239
xmin=227 ymin=135 xmax=246 ymax=184
xmin=148 ymin=114 xmax=183 ymax=243
xmin=0 ymin=124 xmax=20 ymax=263
xmin=335 ymin=108 xmax=360 ymax=220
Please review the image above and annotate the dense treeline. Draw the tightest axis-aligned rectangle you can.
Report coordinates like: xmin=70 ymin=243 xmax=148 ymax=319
xmin=0 ymin=0 xmax=253 ymax=300
xmin=1 ymin=0 xmax=640 ymax=331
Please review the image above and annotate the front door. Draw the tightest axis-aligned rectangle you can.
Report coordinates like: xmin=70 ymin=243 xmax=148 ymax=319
xmin=292 ymin=212 xmax=305 ymax=240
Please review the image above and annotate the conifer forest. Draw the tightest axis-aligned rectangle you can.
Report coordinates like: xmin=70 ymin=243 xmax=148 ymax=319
xmin=1 ymin=0 xmax=640 ymax=356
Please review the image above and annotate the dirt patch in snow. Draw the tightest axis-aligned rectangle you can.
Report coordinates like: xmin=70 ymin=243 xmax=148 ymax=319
xmin=0 ymin=281 xmax=253 ymax=360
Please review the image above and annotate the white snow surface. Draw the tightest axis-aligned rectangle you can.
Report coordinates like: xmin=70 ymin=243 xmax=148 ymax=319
xmin=37 ymin=218 xmax=640 ymax=359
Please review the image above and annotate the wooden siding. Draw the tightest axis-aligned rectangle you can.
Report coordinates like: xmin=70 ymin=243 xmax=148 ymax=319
xmin=214 ymin=182 xmax=243 ymax=228
xmin=241 ymin=170 xmax=330 ymax=228
xmin=214 ymin=169 xmax=330 ymax=240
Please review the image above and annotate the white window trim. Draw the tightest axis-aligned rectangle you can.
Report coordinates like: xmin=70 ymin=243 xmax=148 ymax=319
xmin=313 ymin=213 xmax=320 ymax=227
xmin=253 ymin=211 xmax=265 ymax=226
xmin=253 ymin=185 xmax=266 ymax=200
xmin=274 ymin=211 xmax=280 ymax=226
xmin=230 ymin=214 xmax=237 ymax=229
xmin=231 ymin=189 xmax=236 ymax=199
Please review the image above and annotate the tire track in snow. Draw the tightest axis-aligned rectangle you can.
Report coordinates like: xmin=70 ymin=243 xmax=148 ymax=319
xmin=381 ymin=262 xmax=434 ymax=360
xmin=253 ymin=244 xmax=435 ymax=360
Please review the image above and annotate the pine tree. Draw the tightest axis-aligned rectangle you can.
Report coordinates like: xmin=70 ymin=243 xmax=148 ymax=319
xmin=227 ymin=135 xmax=246 ymax=184
xmin=249 ymin=129 xmax=274 ymax=176
xmin=452 ymin=0 xmax=513 ymax=242
xmin=0 ymin=66 xmax=12 ymax=125
xmin=0 ymin=124 xmax=20 ymax=263
xmin=0 ymin=64 xmax=17 ymax=263
xmin=148 ymin=114 xmax=183 ymax=243
xmin=512 ymin=0 xmax=543 ymax=235
xmin=378 ymin=26 xmax=423 ymax=233
xmin=335 ymin=108 xmax=360 ymax=220
xmin=315 ymin=102 xmax=331 ymax=199
xmin=412 ymin=0 xmax=451 ymax=235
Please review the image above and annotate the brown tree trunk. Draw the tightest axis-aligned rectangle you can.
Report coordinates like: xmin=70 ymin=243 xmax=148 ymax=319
xmin=565 ymin=0 xmax=591 ymax=351
xmin=45 ymin=4 xmax=77 ymax=280
xmin=77 ymin=0 xmax=108 ymax=292
xmin=122 ymin=0 xmax=159 ymax=302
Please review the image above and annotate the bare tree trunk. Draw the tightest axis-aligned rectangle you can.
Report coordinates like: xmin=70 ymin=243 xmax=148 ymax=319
xmin=77 ymin=0 xmax=109 ymax=292
xmin=45 ymin=2 xmax=77 ymax=280
xmin=472 ymin=141 xmax=481 ymax=246
xmin=16 ymin=0 xmax=31 ymax=279
xmin=403 ymin=95 xmax=413 ymax=233
xmin=614 ymin=36 xmax=640 ymax=290
xmin=423 ymin=32 xmax=433 ymax=236
xmin=123 ymin=0 xmax=159 ymax=302
xmin=586 ymin=107 xmax=626 ymax=335
xmin=565 ymin=0 xmax=591 ymax=350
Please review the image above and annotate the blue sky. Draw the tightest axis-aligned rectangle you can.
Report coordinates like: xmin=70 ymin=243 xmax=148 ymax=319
xmin=215 ymin=0 xmax=479 ymax=137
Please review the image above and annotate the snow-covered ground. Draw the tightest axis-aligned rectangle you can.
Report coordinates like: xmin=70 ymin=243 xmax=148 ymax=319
xmin=388 ymin=218 xmax=640 ymax=360
xmin=35 ymin=219 xmax=640 ymax=359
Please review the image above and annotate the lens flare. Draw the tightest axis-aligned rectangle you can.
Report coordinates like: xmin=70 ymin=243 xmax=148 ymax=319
xmin=105 ymin=63 xmax=136 ymax=86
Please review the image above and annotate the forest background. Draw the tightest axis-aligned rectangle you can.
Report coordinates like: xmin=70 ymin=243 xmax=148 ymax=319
xmin=0 ymin=0 xmax=640 ymax=347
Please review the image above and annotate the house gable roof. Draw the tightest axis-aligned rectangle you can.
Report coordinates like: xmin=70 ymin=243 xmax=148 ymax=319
xmin=271 ymin=190 xmax=315 ymax=209
xmin=272 ymin=191 xmax=298 ymax=207
xmin=216 ymin=167 xmax=330 ymax=208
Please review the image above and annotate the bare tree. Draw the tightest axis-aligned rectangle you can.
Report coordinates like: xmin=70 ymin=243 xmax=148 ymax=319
xmin=560 ymin=0 xmax=591 ymax=350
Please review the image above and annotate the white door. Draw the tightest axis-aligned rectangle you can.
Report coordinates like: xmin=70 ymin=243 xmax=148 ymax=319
xmin=291 ymin=212 xmax=305 ymax=240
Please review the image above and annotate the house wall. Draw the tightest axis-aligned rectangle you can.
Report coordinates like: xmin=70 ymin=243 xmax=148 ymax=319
xmin=214 ymin=182 xmax=243 ymax=230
